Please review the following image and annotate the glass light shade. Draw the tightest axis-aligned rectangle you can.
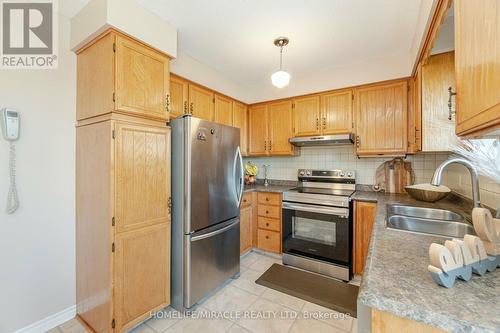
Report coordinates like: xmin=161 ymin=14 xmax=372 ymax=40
xmin=271 ymin=70 xmax=291 ymax=88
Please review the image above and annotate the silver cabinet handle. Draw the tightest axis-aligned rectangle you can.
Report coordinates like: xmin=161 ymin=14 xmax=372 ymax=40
xmin=448 ymin=86 xmax=456 ymax=120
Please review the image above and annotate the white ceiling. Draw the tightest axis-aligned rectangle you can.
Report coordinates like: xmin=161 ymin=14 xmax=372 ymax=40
xmin=65 ymin=0 xmax=434 ymax=103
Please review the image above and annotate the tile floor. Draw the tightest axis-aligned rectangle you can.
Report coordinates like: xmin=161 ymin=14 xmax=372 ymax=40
xmin=49 ymin=251 xmax=359 ymax=333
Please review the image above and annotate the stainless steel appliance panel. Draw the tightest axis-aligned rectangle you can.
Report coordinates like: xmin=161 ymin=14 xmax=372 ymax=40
xmin=187 ymin=117 xmax=243 ymax=233
xmin=185 ymin=218 xmax=240 ymax=308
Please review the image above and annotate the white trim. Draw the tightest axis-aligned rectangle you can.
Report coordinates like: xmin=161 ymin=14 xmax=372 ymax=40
xmin=13 ymin=305 xmax=76 ymax=333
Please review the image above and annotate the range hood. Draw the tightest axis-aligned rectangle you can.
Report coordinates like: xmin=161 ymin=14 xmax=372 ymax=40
xmin=289 ymin=134 xmax=354 ymax=147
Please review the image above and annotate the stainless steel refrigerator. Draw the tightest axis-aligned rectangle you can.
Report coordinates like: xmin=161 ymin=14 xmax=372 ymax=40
xmin=171 ymin=115 xmax=244 ymax=310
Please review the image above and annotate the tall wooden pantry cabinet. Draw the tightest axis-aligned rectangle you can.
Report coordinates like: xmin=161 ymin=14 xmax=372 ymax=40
xmin=75 ymin=29 xmax=172 ymax=333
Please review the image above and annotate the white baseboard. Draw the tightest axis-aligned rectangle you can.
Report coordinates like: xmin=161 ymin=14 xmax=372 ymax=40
xmin=13 ymin=305 xmax=76 ymax=333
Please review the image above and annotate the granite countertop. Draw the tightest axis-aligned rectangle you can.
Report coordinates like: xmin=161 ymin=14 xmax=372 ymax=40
xmin=353 ymin=191 xmax=500 ymax=332
xmin=243 ymin=184 xmax=295 ymax=193
xmin=243 ymin=180 xmax=297 ymax=193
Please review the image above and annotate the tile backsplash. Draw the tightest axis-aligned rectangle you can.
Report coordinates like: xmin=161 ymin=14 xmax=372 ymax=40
xmin=244 ymin=146 xmax=500 ymax=210
xmin=445 ymin=164 xmax=500 ymax=210
xmin=244 ymin=146 xmax=449 ymax=186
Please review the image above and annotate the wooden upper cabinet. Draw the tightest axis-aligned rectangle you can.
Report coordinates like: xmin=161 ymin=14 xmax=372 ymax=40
xmin=114 ymin=123 xmax=170 ymax=233
xmin=115 ymin=35 xmax=170 ymax=120
xmin=354 ymin=81 xmax=408 ymax=156
xmin=407 ymin=64 xmax=422 ymax=154
xmin=422 ymin=52 xmax=458 ymax=151
xmin=248 ymin=104 xmax=268 ymax=155
xmin=268 ymin=100 xmax=294 ymax=155
xmin=321 ymin=90 xmax=353 ymax=135
xmin=214 ymin=94 xmax=233 ymax=126
xmin=455 ymin=0 xmax=500 ymax=136
xmin=76 ymin=31 xmax=170 ymax=121
xmin=189 ymin=84 xmax=214 ymax=121
xmin=293 ymin=95 xmax=321 ymax=137
xmin=77 ymin=33 xmax=115 ymax=121
xmin=169 ymin=76 xmax=188 ymax=119
xmin=233 ymin=101 xmax=248 ymax=155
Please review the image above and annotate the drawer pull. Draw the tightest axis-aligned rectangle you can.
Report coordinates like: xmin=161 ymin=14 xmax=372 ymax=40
xmin=265 ymin=235 xmax=269 ymax=239
xmin=266 ymin=210 xmax=269 ymax=214
xmin=266 ymin=223 xmax=270 ymax=227
xmin=266 ymin=197 xmax=269 ymax=201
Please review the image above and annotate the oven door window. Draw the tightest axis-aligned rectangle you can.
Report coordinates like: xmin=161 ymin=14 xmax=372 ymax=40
xmin=282 ymin=208 xmax=350 ymax=266
xmin=293 ymin=217 xmax=336 ymax=246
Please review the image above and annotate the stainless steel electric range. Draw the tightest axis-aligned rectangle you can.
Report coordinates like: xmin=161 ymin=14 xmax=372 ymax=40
xmin=282 ymin=169 xmax=356 ymax=281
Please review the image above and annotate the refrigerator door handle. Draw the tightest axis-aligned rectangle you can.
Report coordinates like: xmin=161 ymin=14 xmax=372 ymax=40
xmin=233 ymin=146 xmax=244 ymax=206
xmin=190 ymin=220 xmax=239 ymax=242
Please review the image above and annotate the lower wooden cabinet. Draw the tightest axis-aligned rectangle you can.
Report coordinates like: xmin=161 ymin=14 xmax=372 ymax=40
xmin=257 ymin=229 xmax=281 ymax=253
xmin=239 ymin=191 xmax=282 ymax=254
xmin=114 ymin=223 xmax=171 ymax=330
xmin=256 ymin=193 xmax=282 ymax=254
xmin=353 ymin=200 xmax=377 ymax=275
xmin=372 ymin=309 xmax=445 ymax=333
xmin=76 ymin=115 xmax=171 ymax=333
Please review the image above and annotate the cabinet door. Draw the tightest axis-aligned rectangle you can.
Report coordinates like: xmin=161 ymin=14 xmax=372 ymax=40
xmin=170 ymin=76 xmax=188 ymax=119
xmin=115 ymin=123 xmax=170 ymax=233
xmin=257 ymin=229 xmax=281 ymax=254
xmin=114 ymin=223 xmax=171 ymax=332
xmin=455 ymin=0 xmax=500 ymax=136
xmin=233 ymin=101 xmax=248 ymax=155
xmin=214 ymin=94 xmax=233 ymax=126
xmin=240 ymin=206 xmax=253 ymax=254
xmin=189 ymin=84 xmax=214 ymax=121
xmin=293 ymin=95 xmax=321 ymax=137
xmin=353 ymin=201 xmax=377 ymax=275
xmin=115 ymin=35 xmax=170 ymax=120
xmin=321 ymin=90 xmax=353 ymax=135
xmin=248 ymin=104 xmax=268 ymax=155
xmin=268 ymin=100 xmax=294 ymax=155
xmin=354 ymin=81 xmax=407 ymax=156
xmin=422 ymin=52 xmax=458 ymax=151
xmin=407 ymin=64 xmax=422 ymax=154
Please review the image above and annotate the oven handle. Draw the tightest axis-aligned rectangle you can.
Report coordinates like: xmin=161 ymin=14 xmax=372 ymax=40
xmin=282 ymin=202 xmax=349 ymax=218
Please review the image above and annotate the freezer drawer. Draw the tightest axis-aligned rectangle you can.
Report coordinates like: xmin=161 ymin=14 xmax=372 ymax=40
xmin=184 ymin=218 xmax=240 ymax=308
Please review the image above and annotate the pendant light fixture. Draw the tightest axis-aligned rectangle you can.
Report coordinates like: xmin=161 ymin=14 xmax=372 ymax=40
xmin=271 ymin=37 xmax=290 ymax=88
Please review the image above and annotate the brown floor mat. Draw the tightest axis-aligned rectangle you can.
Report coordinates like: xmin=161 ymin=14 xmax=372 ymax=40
xmin=255 ymin=264 xmax=358 ymax=317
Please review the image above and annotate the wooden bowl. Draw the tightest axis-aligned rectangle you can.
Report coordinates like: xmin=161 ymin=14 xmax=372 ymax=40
xmin=405 ymin=184 xmax=451 ymax=202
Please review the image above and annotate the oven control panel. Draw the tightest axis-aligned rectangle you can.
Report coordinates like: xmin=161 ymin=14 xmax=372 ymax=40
xmin=298 ymin=169 xmax=356 ymax=180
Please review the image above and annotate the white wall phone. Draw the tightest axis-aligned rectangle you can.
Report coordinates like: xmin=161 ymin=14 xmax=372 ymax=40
xmin=1 ymin=108 xmax=20 ymax=214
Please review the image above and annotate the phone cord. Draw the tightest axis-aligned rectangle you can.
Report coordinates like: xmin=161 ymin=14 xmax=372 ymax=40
xmin=6 ymin=141 xmax=19 ymax=214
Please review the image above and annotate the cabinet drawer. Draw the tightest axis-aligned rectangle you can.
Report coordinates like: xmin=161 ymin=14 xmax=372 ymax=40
xmin=257 ymin=192 xmax=281 ymax=206
xmin=257 ymin=229 xmax=281 ymax=254
xmin=257 ymin=216 xmax=280 ymax=232
xmin=241 ymin=192 xmax=252 ymax=208
xmin=258 ymin=205 xmax=280 ymax=219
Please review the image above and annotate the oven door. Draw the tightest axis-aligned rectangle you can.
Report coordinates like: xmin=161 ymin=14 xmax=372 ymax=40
xmin=282 ymin=201 xmax=351 ymax=267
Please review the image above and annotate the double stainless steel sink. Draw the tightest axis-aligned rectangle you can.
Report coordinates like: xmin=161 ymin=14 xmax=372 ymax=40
xmin=386 ymin=204 xmax=474 ymax=238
